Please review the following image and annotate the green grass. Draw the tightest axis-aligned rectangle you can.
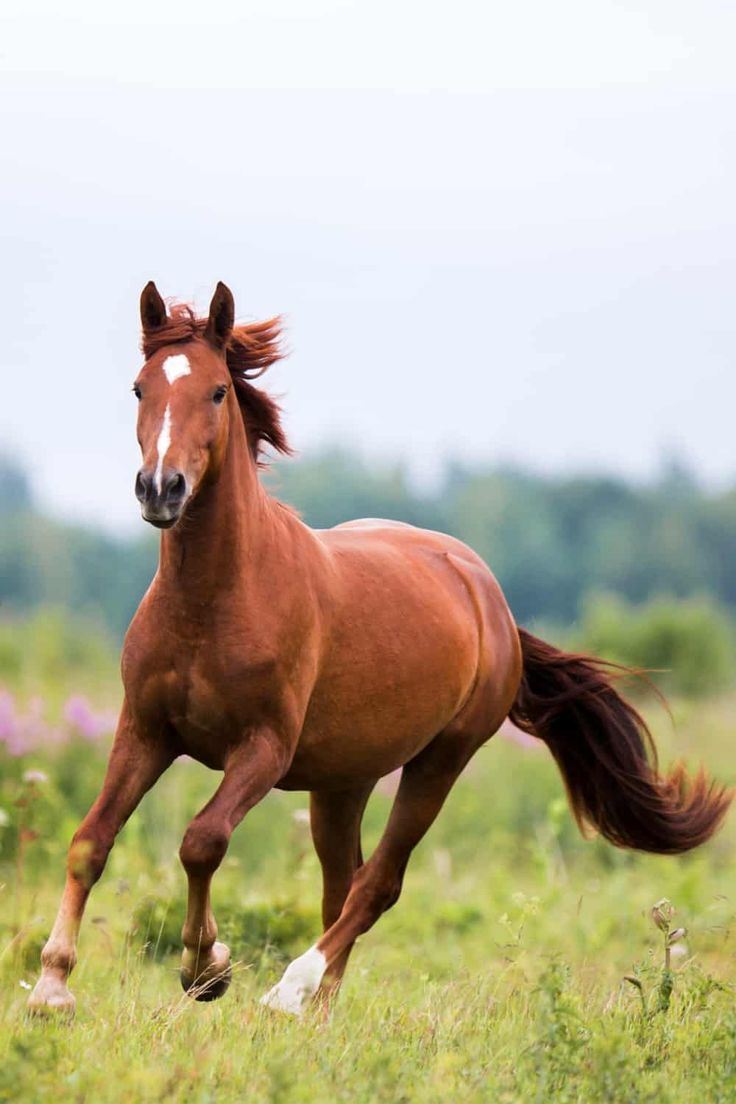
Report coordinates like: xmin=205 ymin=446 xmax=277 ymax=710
xmin=2 ymin=691 xmax=736 ymax=1102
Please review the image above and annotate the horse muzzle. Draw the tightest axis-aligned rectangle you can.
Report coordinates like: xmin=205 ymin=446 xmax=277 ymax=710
xmin=135 ymin=467 xmax=188 ymax=528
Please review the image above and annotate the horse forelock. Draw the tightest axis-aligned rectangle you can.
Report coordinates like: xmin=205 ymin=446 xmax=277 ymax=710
xmin=140 ymin=302 xmax=291 ymax=463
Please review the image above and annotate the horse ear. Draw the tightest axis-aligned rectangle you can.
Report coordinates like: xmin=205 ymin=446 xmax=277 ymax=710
xmin=140 ymin=281 xmax=167 ymax=331
xmin=204 ymin=282 xmax=235 ymax=348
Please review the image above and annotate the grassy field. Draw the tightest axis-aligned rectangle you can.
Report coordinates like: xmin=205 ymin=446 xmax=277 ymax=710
xmin=2 ymin=686 xmax=736 ymax=1102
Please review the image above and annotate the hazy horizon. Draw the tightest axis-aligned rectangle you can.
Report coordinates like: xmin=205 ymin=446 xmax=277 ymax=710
xmin=3 ymin=1 xmax=735 ymax=533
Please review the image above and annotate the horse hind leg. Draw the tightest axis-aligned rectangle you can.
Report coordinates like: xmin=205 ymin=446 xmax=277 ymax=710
xmin=261 ymin=726 xmax=484 ymax=1016
xmin=281 ymin=784 xmax=373 ymax=1012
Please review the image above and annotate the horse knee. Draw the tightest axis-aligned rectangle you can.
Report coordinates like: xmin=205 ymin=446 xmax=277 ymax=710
xmin=179 ymin=821 xmax=229 ymax=876
xmin=67 ymin=829 xmax=112 ymax=888
xmin=374 ymin=879 xmax=402 ymax=914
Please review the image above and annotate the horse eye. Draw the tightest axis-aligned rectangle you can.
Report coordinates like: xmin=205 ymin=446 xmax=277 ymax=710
xmin=132 ymin=385 xmax=142 ymax=400
xmin=213 ymin=386 xmax=228 ymax=405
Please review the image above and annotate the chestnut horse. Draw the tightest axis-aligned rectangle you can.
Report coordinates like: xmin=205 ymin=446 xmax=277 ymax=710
xmin=30 ymin=282 xmax=731 ymax=1016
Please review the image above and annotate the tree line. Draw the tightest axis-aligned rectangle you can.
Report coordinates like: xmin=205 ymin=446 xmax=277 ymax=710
xmin=2 ymin=450 xmax=735 ymax=640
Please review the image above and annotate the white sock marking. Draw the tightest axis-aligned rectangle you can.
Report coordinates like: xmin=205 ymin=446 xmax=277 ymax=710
xmin=162 ymin=353 xmax=191 ymax=384
xmin=260 ymin=945 xmax=327 ymax=1016
xmin=153 ymin=403 xmax=172 ymax=494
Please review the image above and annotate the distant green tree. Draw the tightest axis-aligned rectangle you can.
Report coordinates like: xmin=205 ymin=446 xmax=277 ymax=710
xmin=3 ymin=447 xmax=736 ymax=647
xmin=574 ymin=592 xmax=736 ymax=697
xmin=0 ymin=606 xmax=118 ymax=693
xmin=0 ymin=455 xmax=32 ymax=514
xmin=266 ymin=448 xmax=445 ymax=533
xmin=0 ymin=512 xmax=156 ymax=638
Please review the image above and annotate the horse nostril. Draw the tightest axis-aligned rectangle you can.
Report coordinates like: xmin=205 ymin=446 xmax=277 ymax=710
xmin=135 ymin=470 xmax=150 ymax=502
xmin=164 ymin=472 xmax=186 ymax=500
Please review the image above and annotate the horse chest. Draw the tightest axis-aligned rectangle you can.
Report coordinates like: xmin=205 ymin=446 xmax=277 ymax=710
xmin=171 ymin=676 xmax=226 ymax=730
xmin=135 ymin=659 xmax=247 ymax=767
xmin=163 ymin=668 xmax=229 ymax=757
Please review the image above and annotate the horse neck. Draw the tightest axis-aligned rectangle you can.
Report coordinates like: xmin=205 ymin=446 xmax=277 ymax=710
xmin=157 ymin=399 xmax=274 ymax=599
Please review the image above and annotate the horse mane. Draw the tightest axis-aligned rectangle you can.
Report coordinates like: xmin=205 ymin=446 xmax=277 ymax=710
xmin=141 ymin=303 xmax=291 ymax=463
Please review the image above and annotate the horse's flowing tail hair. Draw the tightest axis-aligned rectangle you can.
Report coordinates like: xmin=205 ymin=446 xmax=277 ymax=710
xmin=508 ymin=629 xmax=732 ymax=854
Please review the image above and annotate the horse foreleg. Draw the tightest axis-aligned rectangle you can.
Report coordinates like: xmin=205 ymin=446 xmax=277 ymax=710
xmin=28 ymin=706 xmax=174 ymax=1015
xmin=261 ymin=736 xmax=475 ymax=1016
xmin=308 ymin=785 xmax=373 ymax=1003
xmin=179 ymin=732 xmax=287 ymax=1001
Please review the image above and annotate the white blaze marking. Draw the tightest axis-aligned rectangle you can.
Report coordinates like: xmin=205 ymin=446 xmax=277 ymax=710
xmin=260 ymin=945 xmax=327 ymax=1016
xmin=153 ymin=403 xmax=172 ymax=494
xmin=150 ymin=356 xmax=188 ymax=495
xmin=162 ymin=353 xmax=191 ymax=384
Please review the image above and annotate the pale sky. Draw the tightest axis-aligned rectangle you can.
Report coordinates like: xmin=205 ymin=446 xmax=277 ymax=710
xmin=2 ymin=1 xmax=735 ymax=531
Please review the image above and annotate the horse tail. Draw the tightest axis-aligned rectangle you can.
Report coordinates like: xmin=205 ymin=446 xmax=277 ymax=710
xmin=508 ymin=628 xmax=732 ymax=854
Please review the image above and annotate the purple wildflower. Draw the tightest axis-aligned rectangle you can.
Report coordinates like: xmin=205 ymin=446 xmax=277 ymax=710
xmin=499 ymin=718 xmax=542 ymax=749
xmin=63 ymin=696 xmax=117 ymax=742
xmin=0 ymin=692 xmax=34 ymax=756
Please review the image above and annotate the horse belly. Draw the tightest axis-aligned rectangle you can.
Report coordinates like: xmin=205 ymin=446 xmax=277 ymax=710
xmin=281 ymin=607 xmax=478 ymax=789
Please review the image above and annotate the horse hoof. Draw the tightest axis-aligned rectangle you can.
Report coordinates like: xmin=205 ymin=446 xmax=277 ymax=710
xmin=260 ymin=945 xmax=327 ymax=1016
xmin=27 ymin=976 xmax=76 ymax=1018
xmin=180 ymin=965 xmax=232 ymax=1001
xmin=180 ymin=941 xmax=232 ymax=1002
